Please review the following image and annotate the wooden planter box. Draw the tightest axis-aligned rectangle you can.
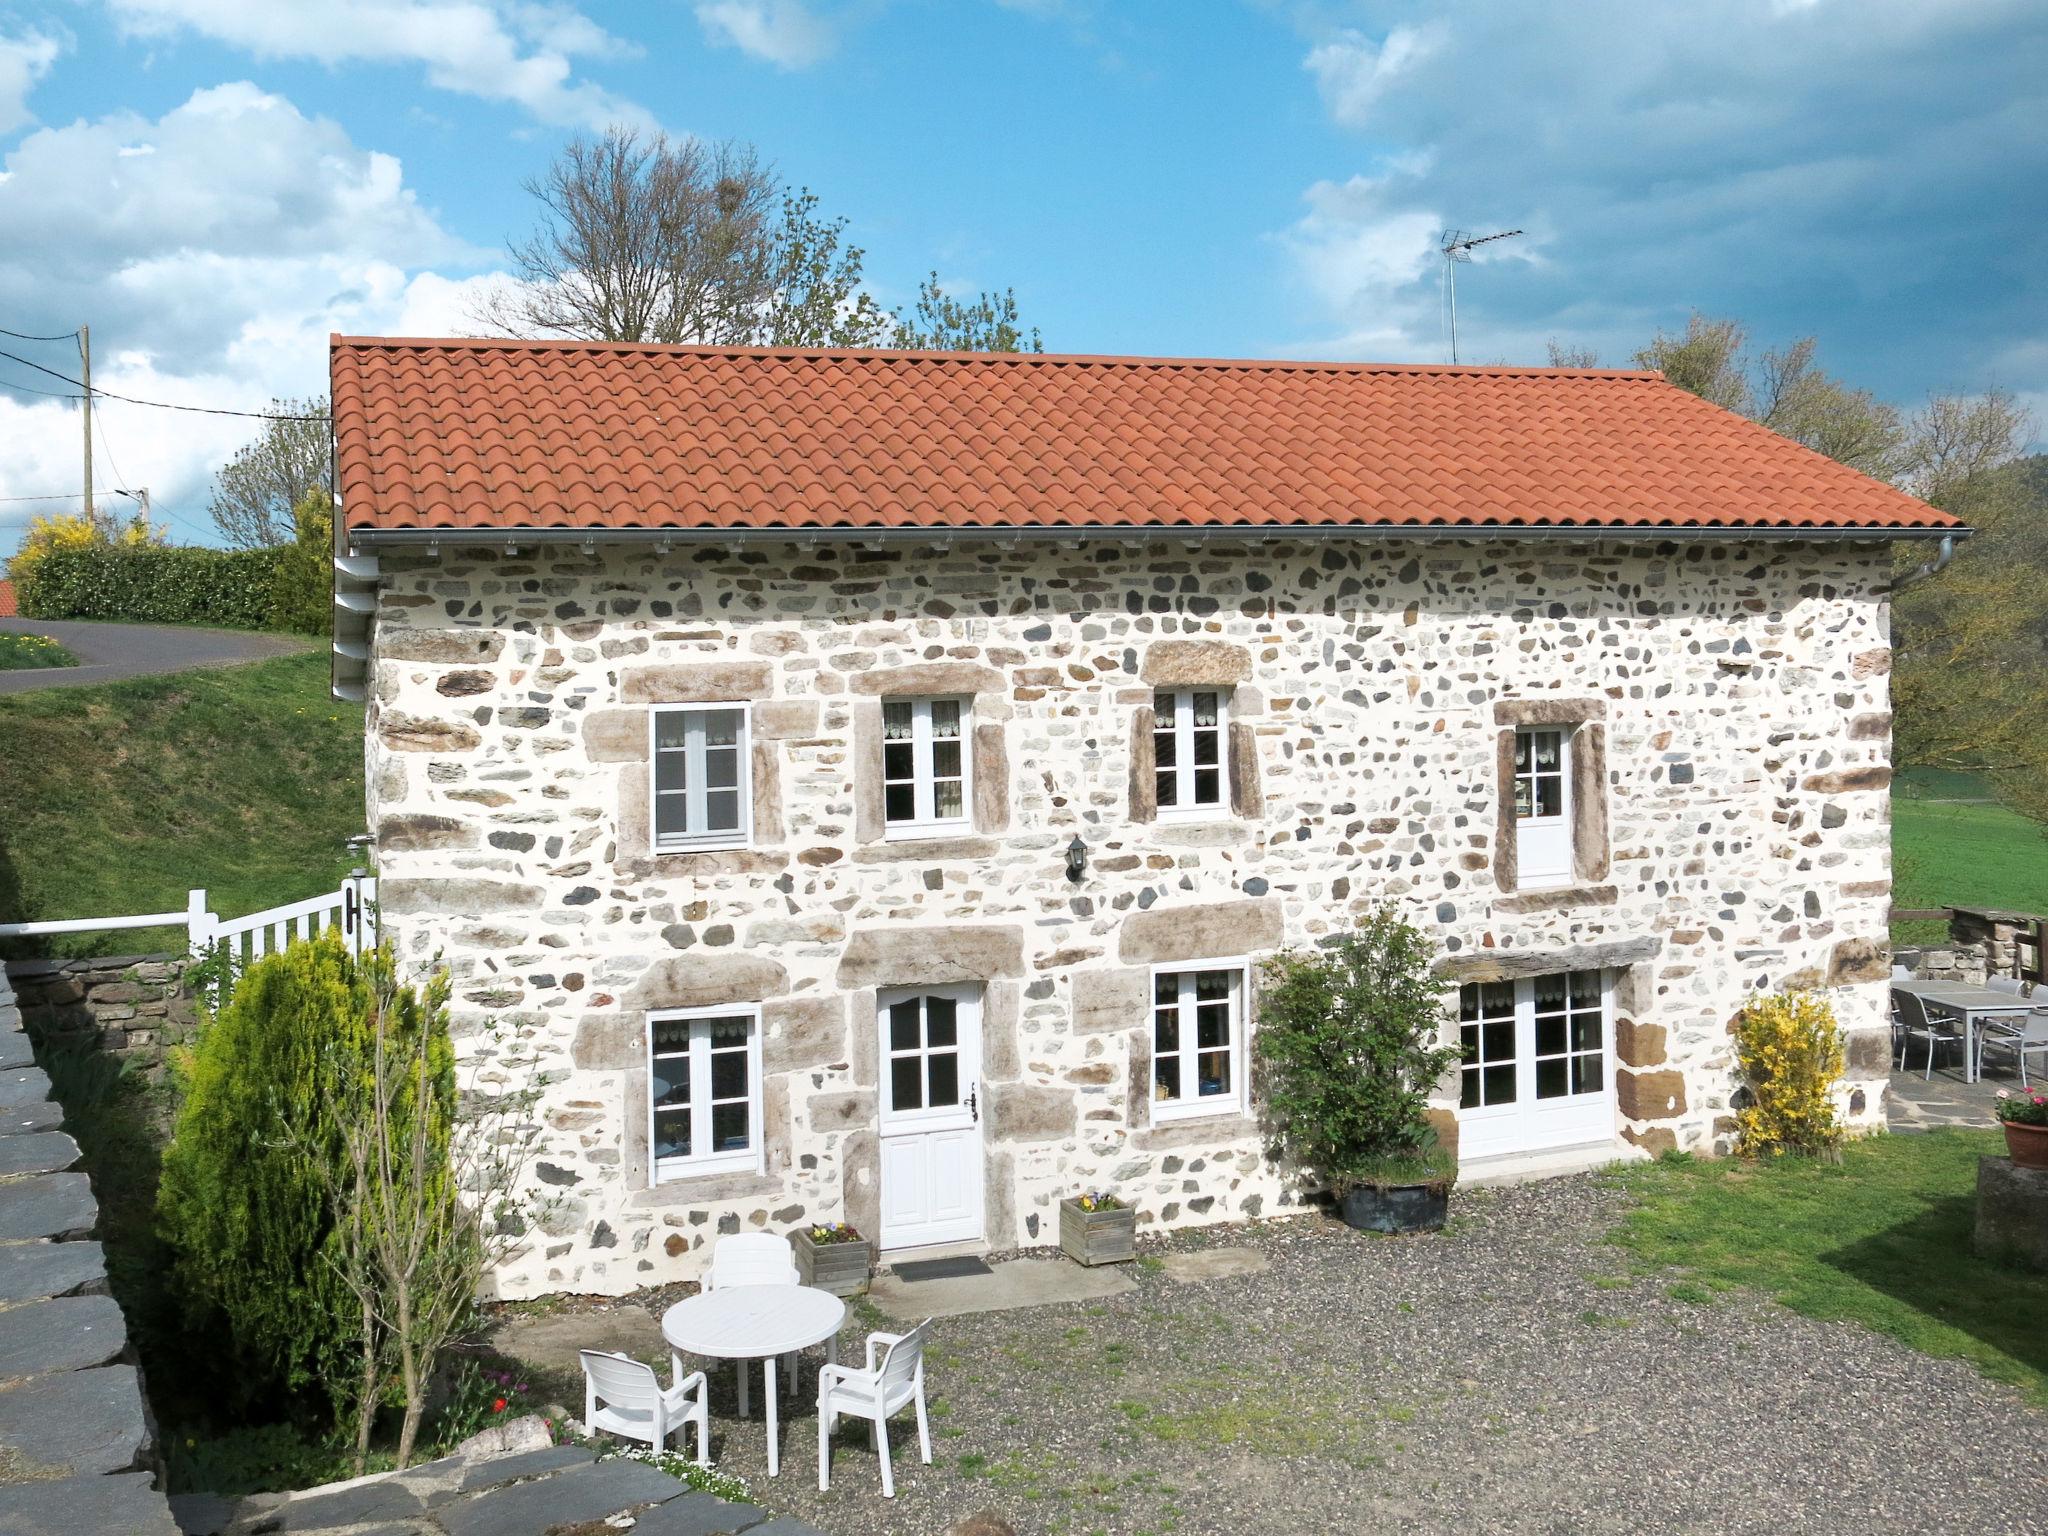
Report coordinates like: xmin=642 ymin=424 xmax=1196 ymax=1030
xmin=1059 ymin=1199 xmax=1136 ymax=1267
xmin=792 ymin=1229 xmax=873 ymax=1296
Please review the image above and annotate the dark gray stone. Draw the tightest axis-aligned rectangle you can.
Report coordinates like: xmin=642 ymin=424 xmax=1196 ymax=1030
xmin=740 ymin=1518 xmax=832 ymax=1536
xmin=0 ymin=1363 xmax=148 ymax=1475
xmin=0 ymin=1031 xmax=35 ymax=1070
xmin=268 ymin=1477 xmax=425 ymax=1530
xmin=0 ymin=1293 xmax=125 ymax=1377
xmin=452 ymin=1443 xmax=595 ymax=1493
xmin=0 ymin=1237 xmax=106 ymax=1300
xmin=0 ymin=1097 xmax=64 ymax=1136
xmin=1974 ymin=1155 xmax=2048 ymax=1270
xmin=0 ymin=1471 xmax=179 ymax=1534
xmin=0 ymin=1172 xmax=97 ymax=1241
xmin=169 ymin=1492 xmax=235 ymax=1535
xmin=0 ymin=1131 xmax=79 ymax=1177
xmin=435 ymin=1459 xmax=687 ymax=1536
xmin=629 ymin=1492 xmax=767 ymax=1536
xmin=0 ymin=1067 xmax=52 ymax=1107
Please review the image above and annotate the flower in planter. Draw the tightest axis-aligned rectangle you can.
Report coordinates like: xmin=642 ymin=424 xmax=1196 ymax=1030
xmin=1073 ymin=1191 xmax=1124 ymax=1212
xmin=807 ymin=1222 xmax=863 ymax=1244
xmin=1993 ymin=1088 xmax=2048 ymax=1127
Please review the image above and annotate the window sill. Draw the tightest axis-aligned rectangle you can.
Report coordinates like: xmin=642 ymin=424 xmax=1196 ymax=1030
xmin=1494 ymin=883 xmax=1618 ymax=915
xmin=1132 ymin=1111 xmax=1261 ymax=1152
xmin=1149 ymin=1100 xmax=1247 ymax=1127
xmin=632 ymin=1166 xmax=780 ymax=1207
xmin=882 ymin=822 xmax=975 ymax=843
xmin=853 ymin=835 xmax=998 ymax=865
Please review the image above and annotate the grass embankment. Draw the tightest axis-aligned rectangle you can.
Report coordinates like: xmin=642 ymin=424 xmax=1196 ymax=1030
xmin=0 ymin=631 xmax=77 ymax=669
xmin=0 ymin=651 xmax=364 ymax=957
xmin=1892 ymin=768 xmax=2048 ymax=944
xmin=1611 ymin=1131 xmax=2047 ymax=1405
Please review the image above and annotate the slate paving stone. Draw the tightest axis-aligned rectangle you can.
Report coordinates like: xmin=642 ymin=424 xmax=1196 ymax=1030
xmin=168 ymin=1491 xmax=236 ymax=1535
xmin=0 ymin=1098 xmax=63 ymax=1137
xmin=0 ymin=1172 xmax=97 ymax=1242
xmin=0 ymin=1361 xmax=147 ymax=1475
xmin=0 ymin=1031 xmax=35 ymax=1070
xmin=628 ymin=1491 xmax=772 ymax=1536
xmin=450 ymin=1442 xmax=594 ymax=1493
xmin=0 ymin=1236 xmax=106 ymax=1301
xmin=0 ymin=1292 xmax=125 ymax=1377
xmin=267 ymin=1476 xmax=427 ymax=1531
xmin=0 ymin=1067 xmax=52 ymax=1108
xmin=433 ymin=1458 xmax=688 ymax=1536
xmin=0 ymin=1470 xmax=181 ymax=1534
xmin=0 ymin=1131 xmax=79 ymax=1177
xmin=739 ymin=1517 xmax=831 ymax=1536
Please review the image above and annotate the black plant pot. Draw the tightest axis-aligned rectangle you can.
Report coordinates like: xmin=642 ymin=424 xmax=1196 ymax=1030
xmin=1337 ymin=1181 xmax=1449 ymax=1235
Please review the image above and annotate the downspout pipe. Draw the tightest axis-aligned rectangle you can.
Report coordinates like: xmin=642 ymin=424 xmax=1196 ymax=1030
xmin=1890 ymin=532 xmax=1959 ymax=594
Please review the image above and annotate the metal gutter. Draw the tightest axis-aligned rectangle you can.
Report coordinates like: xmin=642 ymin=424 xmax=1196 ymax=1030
xmin=347 ymin=521 xmax=1967 ymax=553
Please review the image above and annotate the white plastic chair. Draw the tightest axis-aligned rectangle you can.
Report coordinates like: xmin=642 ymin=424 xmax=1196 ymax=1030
xmin=706 ymin=1234 xmax=801 ymax=1399
xmin=580 ymin=1349 xmax=710 ymax=1464
xmin=817 ymin=1319 xmax=934 ymax=1498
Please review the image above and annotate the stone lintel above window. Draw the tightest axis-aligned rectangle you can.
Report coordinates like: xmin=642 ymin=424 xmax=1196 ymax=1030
xmin=1492 ymin=697 xmax=1608 ymax=727
xmin=1139 ymin=639 xmax=1253 ymax=688
xmin=1434 ymin=935 xmax=1659 ymax=985
xmin=620 ymin=660 xmax=774 ymax=705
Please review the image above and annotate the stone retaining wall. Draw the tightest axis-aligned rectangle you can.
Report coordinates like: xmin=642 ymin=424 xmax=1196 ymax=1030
xmin=4 ymin=954 xmax=199 ymax=1076
xmin=0 ymin=969 xmax=178 ymax=1533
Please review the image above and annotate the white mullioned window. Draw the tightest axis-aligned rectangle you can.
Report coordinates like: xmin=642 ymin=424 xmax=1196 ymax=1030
xmin=651 ymin=704 xmax=752 ymax=851
xmin=1154 ymin=687 xmax=1228 ymax=816
xmin=1150 ymin=964 xmax=1247 ymax=1121
xmin=648 ymin=1006 xmax=764 ymax=1182
xmin=882 ymin=696 xmax=973 ymax=835
xmin=1512 ymin=725 xmax=1573 ymax=887
xmin=1455 ymin=969 xmax=1612 ymax=1160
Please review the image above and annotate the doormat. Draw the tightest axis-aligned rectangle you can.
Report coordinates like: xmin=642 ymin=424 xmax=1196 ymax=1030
xmin=891 ymin=1256 xmax=994 ymax=1282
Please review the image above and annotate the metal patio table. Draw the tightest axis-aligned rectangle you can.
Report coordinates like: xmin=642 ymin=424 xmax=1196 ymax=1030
xmin=1892 ymin=979 xmax=2034 ymax=1084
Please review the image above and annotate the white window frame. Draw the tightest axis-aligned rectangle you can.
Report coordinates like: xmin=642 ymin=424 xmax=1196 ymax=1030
xmin=1153 ymin=687 xmax=1231 ymax=821
xmin=1455 ymin=969 xmax=1614 ymax=1160
xmin=881 ymin=695 xmax=975 ymax=839
xmin=1512 ymin=724 xmax=1574 ymax=889
xmin=648 ymin=1004 xmax=765 ymax=1184
xmin=1147 ymin=961 xmax=1249 ymax=1123
xmin=649 ymin=702 xmax=753 ymax=853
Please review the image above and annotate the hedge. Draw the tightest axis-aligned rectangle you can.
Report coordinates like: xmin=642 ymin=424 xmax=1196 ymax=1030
xmin=14 ymin=543 xmax=325 ymax=634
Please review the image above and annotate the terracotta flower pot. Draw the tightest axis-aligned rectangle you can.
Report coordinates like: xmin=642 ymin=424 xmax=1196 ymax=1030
xmin=2001 ymin=1119 xmax=2048 ymax=1171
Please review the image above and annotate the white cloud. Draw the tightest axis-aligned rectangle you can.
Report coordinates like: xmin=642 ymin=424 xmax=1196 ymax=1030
xmin=694 ymin=1 xmax=833 ymax=70
xmin=103 ymin=1 xmax=650 ymax=129
xmin=1277 ymin=0 xmax=2048 ymax=399
xmin=0 ymin=83 xmax=504 ymax=551
xmin=0 ymin=30 xmax=61 ymax=135
xmin=1303 ymin=22 xmax=1444 ymax=129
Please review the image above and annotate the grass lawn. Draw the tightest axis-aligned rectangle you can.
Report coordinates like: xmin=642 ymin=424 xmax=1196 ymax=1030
xmin=1610 ymin=1130 xmax=2048 ymax=1405
xmin=1892 ymin=789 xmax=2048 ymax=943
xmin=0 ymin=651 xmax=364 ymax=958
xmin=0 ymin=631 xmax=79 ymax=669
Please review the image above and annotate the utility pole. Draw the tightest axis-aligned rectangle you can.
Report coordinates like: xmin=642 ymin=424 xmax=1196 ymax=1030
xmin=79 ymin=323 xmax=93 ymax=525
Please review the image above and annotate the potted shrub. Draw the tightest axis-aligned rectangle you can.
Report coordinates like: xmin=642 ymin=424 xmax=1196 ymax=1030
xmin=1254 ymin=905 xmax=1461 ymax=1234
xmin=1059 ymin=1190 xmax=1135 ymax=1267
xmin=1994 ymin=1088 xmax=2048 ymax=1169
xmin=792 ymin=1222 xmax=872 ymax=1296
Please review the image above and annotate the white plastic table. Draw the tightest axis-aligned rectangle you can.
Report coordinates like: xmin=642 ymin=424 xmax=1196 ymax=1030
xmin=661 ymin=1285 xmax=845 ymax=1476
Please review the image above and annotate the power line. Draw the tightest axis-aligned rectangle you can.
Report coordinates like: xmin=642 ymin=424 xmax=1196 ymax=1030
xmin=0 ymin=490 xmax=135 ymax=505
xmin=0 ymin=325 xmax=81 ymax=343
xmin=0 ymin=347 xmax=327 ymax=421
xmin=0 ymin=374 xmax=89 ymax=401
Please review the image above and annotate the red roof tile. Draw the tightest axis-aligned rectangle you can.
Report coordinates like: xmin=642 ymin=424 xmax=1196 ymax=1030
xmin=0 ymin=580 xmax=15 ymax=618
xmin=329 ymin=336 xmax=1955 ymax=536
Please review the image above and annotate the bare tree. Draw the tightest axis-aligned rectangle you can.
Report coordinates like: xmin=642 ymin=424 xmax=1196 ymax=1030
xmin=208 ymin=398 xmax=331 ymax=549
xmin=1545 ymin=340 xmax=1601 ymax=368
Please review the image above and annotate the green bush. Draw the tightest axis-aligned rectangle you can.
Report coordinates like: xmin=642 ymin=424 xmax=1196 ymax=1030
xmin=1253 ymin=905 xmax=1462 ymax=1191
xmin=156 ymin=934 xmax=447 ymax=1426
xmin=264 ymin=490 xmax=334 ymax=636
xmin=17 ymin=542 xmax=289 ymax=631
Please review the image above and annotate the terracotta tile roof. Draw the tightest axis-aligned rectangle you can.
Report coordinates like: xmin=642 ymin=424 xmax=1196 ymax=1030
xmin=329 ymin=336 xmax=1955 ymax=537
xmin=0 ymin=580 xmax=15 ymax=619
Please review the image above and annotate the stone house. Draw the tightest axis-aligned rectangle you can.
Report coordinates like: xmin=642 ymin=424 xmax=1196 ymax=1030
xmin=328 ymin=336 xmax=1956 ymax=1298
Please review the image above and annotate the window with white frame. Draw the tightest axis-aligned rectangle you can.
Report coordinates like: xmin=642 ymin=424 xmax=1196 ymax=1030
xmin=652 ymin=705 xmax=751 ymax=851
xmin=1154 ymin=688 xmax=1228 ymax=816
xmin=882 ymin=696 xmax=972 ymax=835
xmin=1455 ymin=969 xmax=1611 ymax=1160
xmin=1512 ymin=725 xmax=1573 ymax=886
xmin=1150 ymin=965 xmax=1245 ymax=1119
xmin=649 ymin=1007 xmax=763 ymax=1182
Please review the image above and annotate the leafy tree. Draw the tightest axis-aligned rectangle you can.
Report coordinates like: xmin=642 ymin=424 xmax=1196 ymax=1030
xmin=208 ymin=398 xmax=332 ymax=550
xmin=484 ymin=127 xmax=1037 ymax=353
xmin=1545 ymin=340 xmax=1600 ymax=368
xmin=265 ymin=488 xmax=334 ymax=635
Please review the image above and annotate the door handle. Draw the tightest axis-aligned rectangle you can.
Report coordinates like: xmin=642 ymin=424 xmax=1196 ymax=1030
xmin=966 ymin=1086 xmax=979 ymax=1123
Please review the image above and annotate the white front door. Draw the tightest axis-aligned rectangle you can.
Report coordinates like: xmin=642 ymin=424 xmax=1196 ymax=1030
xmin=1455 ymin=969 xmax=1615 ymax=1161
xmin=877 ymin=984 xmax=985 ymax=1250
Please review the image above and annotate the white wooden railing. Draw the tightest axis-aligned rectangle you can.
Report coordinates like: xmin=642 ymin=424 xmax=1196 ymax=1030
xmin=0 ymin=874 xmax=379 ymax=964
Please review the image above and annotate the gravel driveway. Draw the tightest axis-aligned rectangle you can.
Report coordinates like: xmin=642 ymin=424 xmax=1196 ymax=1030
xmin=684 ymin=1175 xmax=2042 ymax=1536
xmin=0 ymin=616 xmax=304 ymax=693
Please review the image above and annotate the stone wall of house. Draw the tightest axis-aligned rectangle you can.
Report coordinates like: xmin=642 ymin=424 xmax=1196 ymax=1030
xmin=360 ymin=534 xmax=1898 ymax=1299
xmin=5 ymin=955 xmax=199 ymax=1076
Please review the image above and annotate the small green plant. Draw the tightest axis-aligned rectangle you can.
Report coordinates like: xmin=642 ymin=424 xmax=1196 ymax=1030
xmin=434 ymin=1358 xmax=535 ymax=1451
xmin=0 ymin=631 xmax=78 ymax=670
xmin=1732 ymin=989 xmax=1845 ymax=1157
xmin=603 ymin=1444 xmax=751 ymax=1504
xmin=1253 ymin=905 xmax=1461 ymax=1191
xmin=1071 ymin=1190 xmax=1124 ymax=1212
xmin=1993 ymin=1087 xmax=2048 ymax=1127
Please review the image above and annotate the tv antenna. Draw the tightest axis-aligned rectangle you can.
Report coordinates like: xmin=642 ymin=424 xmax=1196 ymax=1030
xmin=1439 ymin=228 xmax=1523 ymax=364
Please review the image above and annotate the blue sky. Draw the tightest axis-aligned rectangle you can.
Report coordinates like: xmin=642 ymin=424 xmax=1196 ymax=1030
xmin=1 ymin=0 xmax=2043 ymax=555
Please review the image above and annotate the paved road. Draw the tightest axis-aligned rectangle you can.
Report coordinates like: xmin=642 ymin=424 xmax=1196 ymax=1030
xmin=0 ymin=616 xmax=307 ymax=694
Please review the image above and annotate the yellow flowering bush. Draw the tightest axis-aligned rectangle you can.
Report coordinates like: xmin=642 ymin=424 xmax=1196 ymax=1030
xmin=1733 ymin=989 xmax=1846 ymax=1157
